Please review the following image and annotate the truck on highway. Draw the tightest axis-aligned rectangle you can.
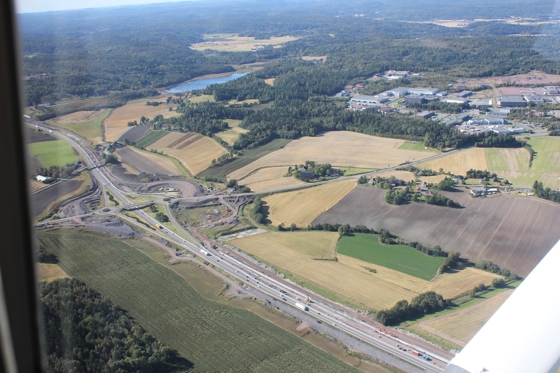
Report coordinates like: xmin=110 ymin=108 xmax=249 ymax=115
xmin=411 ymin=350 xmax=421 ymax=357
xmin=422 ymin=355 xmax=431 ymax=361
xmin=155 ymin=223 xmax=163 ymax=229
xmin=295 ymin=302 xmax=309 ymax=312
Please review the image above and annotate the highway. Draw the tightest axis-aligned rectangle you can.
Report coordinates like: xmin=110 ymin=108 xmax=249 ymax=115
xmin=32 ymin=121 xmax=448 ymax=372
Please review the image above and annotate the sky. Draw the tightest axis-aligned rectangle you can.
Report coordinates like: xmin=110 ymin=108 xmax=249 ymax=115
xmin=16 ymin=0 xmax=198 ymax=13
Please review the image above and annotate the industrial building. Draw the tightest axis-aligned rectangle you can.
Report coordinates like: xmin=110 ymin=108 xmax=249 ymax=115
xmin=414 ymin=111 xmax=434 ymax=119
xmin=405 ymin=96 xmax=427 ymax=105
xmin=470 ymin=99 xmax=493 ymax=108
xmin=408 ymin=87 xmax=440 ymax=95
xmin=349 ymin=95 xmax=388 ymax=106
xmin=499 ymin=96 xmax=526 ymax=107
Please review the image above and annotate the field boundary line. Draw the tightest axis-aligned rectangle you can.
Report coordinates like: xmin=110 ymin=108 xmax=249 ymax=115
xmin=237 ymin=165 xmax=292 ymax=181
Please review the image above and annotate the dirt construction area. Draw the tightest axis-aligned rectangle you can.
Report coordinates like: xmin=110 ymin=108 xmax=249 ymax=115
xmin=148 ymin=132 xmax=228 ymax=175
xmin=456 ymin=72 xmax=560 ymax=87
xmin=313 ymin=186 xmax=560 ymax=277
xmin=116 ymin=146 xmax=180 ymax=176
xmin=228 ymin=131 xmax=435 ymax=180
xmin=230 ymin=231 xmax=500 ymax=310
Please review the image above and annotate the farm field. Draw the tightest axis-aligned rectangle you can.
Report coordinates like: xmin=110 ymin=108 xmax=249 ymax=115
xmin=188 ymin=94 xmax=215 ymax=103
xmin=26 ymin=128 xmax=56 ymax=143
xmin=313 ymin=186 xmax=560 ymax=277
xmin=228 ymin=132 xmax=434 ymax=180
xmin=231 ymin=231 xmax=498 ymax=310
xmin=412 ymin=289 xmax=513 ymax=347
xmin=398 ymin=141 xmax=438 ymax=152
xmin=116 ymin=146 xmax=180 ymax=176
xmin=190 ymin=35 xmax=299 ymax=52
xmin=338 ymin=166 xmax=376 ymax=176
xmin=241 ymin=166 xmax=305 ymax=192
xmin=117 ymin=124 xmax=150 ymax=143
xmin=31 ymin=179 xmax=84 ymax=216
xmin=418 ymin=175 xmax=447 ymax=183
xmin=134 ymin=130 xmax=169 ymax=148
xmin=302 ymin=55 xmax=328 ymax=61
xmin=372 ymin=170 xmax=416 ymax=182
xmin=37 ymin=230 xmax=357 ymax=373
xmin=171 ymin=204 xmax=231 ymax=226
xmin=28 ymin=140 xmax=77 ymax=168
xmin=148 ymin=132 xmax=228 ymax=175
xmin=47 ymin=110 xmax=110 ymax=145
xmin=36 ymin=263 xmax=69 ymax=282
xmin=263 ymin=179 xmax=356 ymax=227
xmin=415 ymin=148 xmax=488 ymax=175
xmin=29 ymin=180 xmax=47 ymax=193
xmin=216 ymin=119 xmax=249 ymax=145
xmin=197 ymin=138 xmax=291 ymax=181
xmin=337 ymin=234 xmax=444 ymax=281
xmin=264 ymin=78 xmax=275 ymax=86
xmin=485 ymin=137 xmax=560 ymax=188
xmin=103 ymin=95 xmax=178 ymax=142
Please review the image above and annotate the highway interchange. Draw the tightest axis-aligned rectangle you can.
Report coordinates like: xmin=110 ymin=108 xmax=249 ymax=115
xmin=31 ymin=121 xmax=452 ymax=372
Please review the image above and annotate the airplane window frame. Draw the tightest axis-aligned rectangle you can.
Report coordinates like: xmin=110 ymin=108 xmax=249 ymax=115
xmin=0 ymin=0 xmax=45 ymax=372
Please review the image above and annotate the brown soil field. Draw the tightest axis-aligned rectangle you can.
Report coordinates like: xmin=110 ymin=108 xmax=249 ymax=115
xmin=416 ymin=148 xmax=488 ymax=175
xmin=31 ymin=180 xmax=83 ymax=216
xmin=264 ymin=180 xmax=356 ymax=227
xmin=36 ymin=263 xmax=69 ymax=282
xmin=116 ymin=146 xmax=179 ymax=176
xmin=313 ymin=186 xmax=560 ymax=277
xmin=230 ymin=231 xmax=499 ymax=310
xmin=414 ymin=289 xmax=513 ymax=346
xmin=104 ymin=96 xmax=177 ymax=142
xmin=456 ymin=72 xmax=560 ymax=87
xmin=264 ymin=78 xmax=275 ymax=86
xmin=241 ymin=167 xmax=305 ymax=192
xmin=190 ymin=35 xmax=299 ymax=52
xmin=228 ymin=131 xmax=434 ymax=180
xmin=26 ymin=128 xmax=56 ymax=143
xmin=117 ymin=124 xmax=150 ymax=142
xmin=47 ymin=110 xmax=101 ymax=124
xmin=29 ymin=180 xmax=48 ymax=193
xmin=148 ymin=132 xmax=228 ymax=175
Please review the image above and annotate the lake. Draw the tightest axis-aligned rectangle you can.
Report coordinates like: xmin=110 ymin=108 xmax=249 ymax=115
xmin=164 ymin=72 xmax=250 ymax=93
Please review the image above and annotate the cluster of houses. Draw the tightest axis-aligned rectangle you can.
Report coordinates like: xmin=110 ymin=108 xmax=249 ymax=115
xmin=470 ymin=187 xmax=500 ymax=197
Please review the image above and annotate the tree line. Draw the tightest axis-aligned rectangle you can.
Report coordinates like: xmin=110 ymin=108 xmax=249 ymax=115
xmin=375 ymin=291 xmax=447 ymax=326
xmin=533 ymin=180 xmax=560 ymax=203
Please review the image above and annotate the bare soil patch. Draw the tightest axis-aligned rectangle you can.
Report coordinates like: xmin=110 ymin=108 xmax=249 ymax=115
xmin=190 ymin=35 xmax=299 ymax=52
xmin=229 ymin=131 xmax=433 ymax=180
xmin=457 ymin=72 xmax=560 ymax=87
xmin=36 ymin=263 xmax=69 ymax=282
xmin=31 ymin=180 xmax=83 ymax=216
xmin=26 ymin=128 xmax=56 ymax=143
xmin=117 ymin=125 xmax=150 ymax=142
xmin=30 ymin=180 xmax=48 ymax=193
xmin=116 ymin=147 xmax=178 ymax=176
xmin=313 ymin=186 xmax=560 ymax=277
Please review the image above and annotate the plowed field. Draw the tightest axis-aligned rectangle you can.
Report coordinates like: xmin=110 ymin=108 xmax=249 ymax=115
xmin=116 ymin=147 xmax=180 ymax=176
xmin=314 ymin=186 xmax=560 ymax=277
xmin=228 ymin=131 xmax=436 ymax=180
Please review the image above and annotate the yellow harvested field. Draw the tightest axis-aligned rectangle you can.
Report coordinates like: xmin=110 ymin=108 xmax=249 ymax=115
xmin=228 ymin=131 xmax=434 ymax=180
xmin=148 ymin=132 xmax=228 ymax=175
xmin=48 ymin=110 xmax=102 ymax=124
xmin=36 ymin=263 xmax=69 ymax=282
xmin=104 ymin=95 xmax=177 ymax=142
xmin=418 ymin=175 xmax=447 ymax=183
xmin=228 ymin=98 xmax=259 ymax=105
xmin=414 ymin=289 xmax=513 ymax=346
xmin=128 ymin=147 xmax=181 ymax=174
xmin=230 ymin=231 xmax=502 ymax=310
xmin=416 ymin=148 xmax=488 ymax=175
xmin=373 ymin=170 xmax=416 ymax=182
xmin=190 ymin=35 xmax=299 ymax=52
xmin=263 ymin=180 xmax=356 ymax=227
xmin=264 ymin=78 xmax=275 ymax=86
xmin=242 ymin=167 xmax=305 ymax=192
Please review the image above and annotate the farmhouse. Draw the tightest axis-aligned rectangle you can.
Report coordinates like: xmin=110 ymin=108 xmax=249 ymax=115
xmin=470 ymin=187 xmax=486 ymax=197
xmin=499 ymin=96 xmax=526 ymax=108
xmin=298 ymin=169 xmax=315 ymax=180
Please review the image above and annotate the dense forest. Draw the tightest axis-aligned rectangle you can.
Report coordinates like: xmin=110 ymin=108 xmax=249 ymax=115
xmin=40 ymin=278 xmax=190 ymax=372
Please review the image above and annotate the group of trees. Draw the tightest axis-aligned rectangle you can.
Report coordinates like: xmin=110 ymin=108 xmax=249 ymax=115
xmin=466 ymin=169 xmax=495 ymax=179
xmin=475 ymin=259 xmax=519 ymax=280
xmin=251 ymin=196 xmax=266 ymax=224
xmin=375 ymin=291 xmax=447 ymax=326
xmin=35 ymin=164 xmax=77 ymax=179
xmin=40 ymin=278 xmax=189 ymax=372
xmin=384 ymin=189 xmax=410 ymax=205
xmin=474 ymin=133 xmax=524 ymax=148
xmin=436 ymin=177 xmax=457 ymax=191
xmin=439 ymin=251 xmax=461 ymax=274
xmin=425 ymin=193 xmax=461 ymax=208
xmin=533 ymin=180 xmax=560 ymax=203
xmin=226 ymin=179 xmax=251 ymax=194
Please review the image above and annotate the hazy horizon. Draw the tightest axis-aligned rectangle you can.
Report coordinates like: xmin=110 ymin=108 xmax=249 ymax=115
xmin=16 ymin=0 xmax=200 ymax=14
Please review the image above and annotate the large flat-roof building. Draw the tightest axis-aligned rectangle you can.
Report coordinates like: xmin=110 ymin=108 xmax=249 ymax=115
xmin=408 ymin=87 xmax=440 ymax=95
xmin=499 ymin=95 xmax=526 ymax=107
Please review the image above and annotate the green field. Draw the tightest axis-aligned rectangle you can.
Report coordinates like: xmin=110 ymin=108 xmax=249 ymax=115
xmin=486 ymin=137 xmax=560 ymax=188
xmin=197 ymin=138 xmax=292 ymax=181
xmin=337 ymin=234 xmax=444 ymax=281
xmin=338 ymin=166 xmax=376 ymax=176
xmin=38 ymin=230 xmax=358 ymax=373
xmin=134 ymin=130 xmax=169 ymax=148
xmin=398 ymin=141 xmax=437 ymax=152
xmin=28 ymin=140 xmax=77 ymax=168
xmin=48 ymin=110 xmax=110 ymax=141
